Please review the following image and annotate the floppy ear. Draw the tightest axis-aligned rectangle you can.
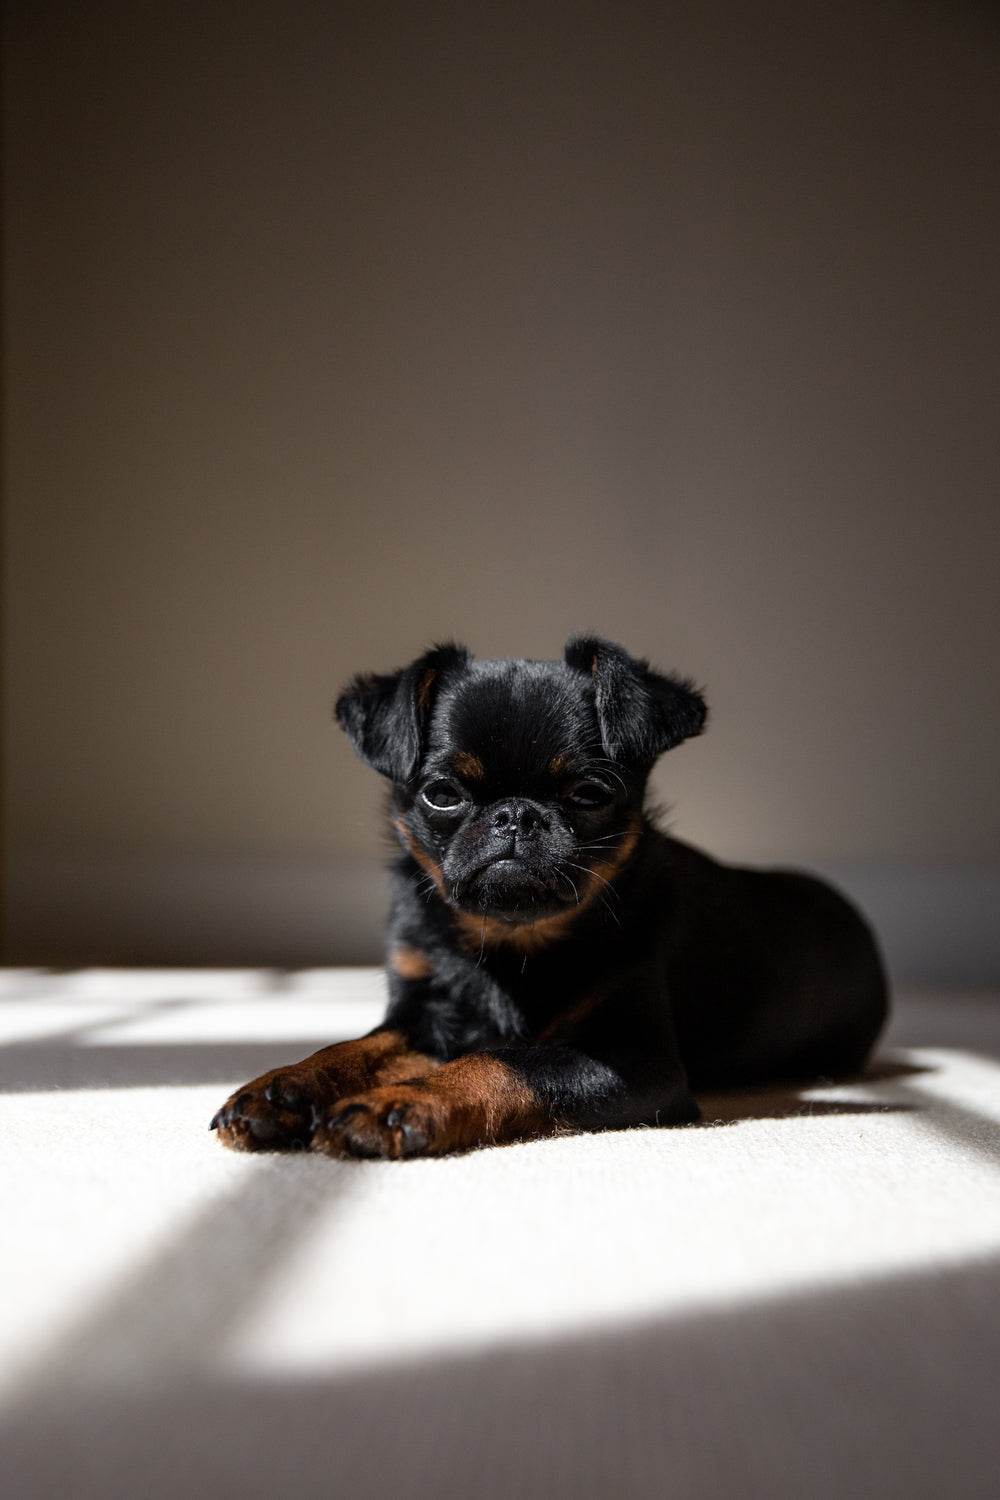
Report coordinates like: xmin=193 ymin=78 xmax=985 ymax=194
xmin=564 ymin=636 xmax=707 ymax=766
xmin=335 ymin=643 xmax=471 ymax=781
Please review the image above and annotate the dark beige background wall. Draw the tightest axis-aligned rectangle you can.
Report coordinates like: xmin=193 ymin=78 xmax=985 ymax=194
xmin=4 ymin=1 xmax=999 ymax=976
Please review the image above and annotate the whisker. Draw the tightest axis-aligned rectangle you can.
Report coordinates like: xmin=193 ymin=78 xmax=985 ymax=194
xmin=579 ymin=825 xmax=636 ymax=845
xmin=566 ymin=861 xmax=624 ymax=906
xmin=405 ymin=868 xmax=441 ymax=905
xmin=598 ymin=892 xmax=623 ymax=928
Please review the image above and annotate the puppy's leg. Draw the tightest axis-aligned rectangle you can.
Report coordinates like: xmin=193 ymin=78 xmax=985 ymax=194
xmin=210 ymin=1030 xmax=440 ymax=1153
xmin=310 ymin=1042 xmax=697 ymax=1160
xmin=309 ymin=1051 xmax=552 ymax=1159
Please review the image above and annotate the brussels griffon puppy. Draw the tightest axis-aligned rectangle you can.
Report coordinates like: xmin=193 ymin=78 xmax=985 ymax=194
xmin=211 ymin=637 xmax=887 ymax=1159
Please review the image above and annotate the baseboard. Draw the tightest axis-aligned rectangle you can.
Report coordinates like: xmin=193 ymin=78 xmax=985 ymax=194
xmin=3 ymin=850 xmax=999 ymax=985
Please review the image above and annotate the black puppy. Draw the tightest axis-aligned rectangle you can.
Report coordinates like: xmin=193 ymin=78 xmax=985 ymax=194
xmin=211 ymin=637 xmax=888 ymax=1158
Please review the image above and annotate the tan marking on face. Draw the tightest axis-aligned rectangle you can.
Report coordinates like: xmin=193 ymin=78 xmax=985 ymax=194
xmin=588 ymin=820 xmax=641 ymax=886
xmin=591 ymin=653 xmax=600 ymax=678
xmin=451 ymin=906 xmax=585 ymax=955
xmin=451 ymin=751 xmax=485 ymax=781
xmin=417 ymin=667 xmax=437 ymax=711
xmin=389 ymin=945 xmax=435 ymax=980
xmin=451 ymin=818 xmax=642 ymax=956
xmin=392 ymin=813 xmax=447 ymax=897
xmin=548 ymin=753 xmax=574 ymax=777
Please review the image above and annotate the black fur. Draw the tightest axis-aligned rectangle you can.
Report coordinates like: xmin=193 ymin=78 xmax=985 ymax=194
xmin=341 ymin=636 xmax=888 ymax=1131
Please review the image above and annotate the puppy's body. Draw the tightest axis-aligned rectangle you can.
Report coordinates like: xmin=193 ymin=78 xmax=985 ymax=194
xmin=388 ymin=828 xmax=884 ymax=1094
xmin=212 ymin=640 xmax=887 ymax=1158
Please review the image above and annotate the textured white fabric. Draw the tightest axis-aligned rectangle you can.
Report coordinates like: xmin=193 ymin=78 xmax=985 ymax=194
xmin=2 ymin=971 xmax=999 ymax=1498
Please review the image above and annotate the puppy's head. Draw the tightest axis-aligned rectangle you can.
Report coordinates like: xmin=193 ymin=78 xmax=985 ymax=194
xmin=336 ymin=637 xmax=706 ymax=942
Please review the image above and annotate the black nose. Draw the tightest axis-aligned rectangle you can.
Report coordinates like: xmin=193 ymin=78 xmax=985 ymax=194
xmin=491 ymin=800 xmax=549 ymax=842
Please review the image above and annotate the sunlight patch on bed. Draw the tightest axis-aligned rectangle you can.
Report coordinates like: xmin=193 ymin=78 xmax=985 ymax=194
xmin=3 ymin=974 xmax=999 ymax=1400
xmin=0 ymin=968 xmax=388 ymax=1047
xmin=78 ymin=999 xmax=386 ymax=1046
xmin=225 ymin=1048 xmax=1000 ymax=1379
xmin=0 ymin=1084 xmax=250 ymax=1399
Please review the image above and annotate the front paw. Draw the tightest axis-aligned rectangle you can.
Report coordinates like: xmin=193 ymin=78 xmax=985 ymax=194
xmin=311 ymin=1084 xmax=438 ymax=1160
xmin=210 ymin=1068 xmax=324 ymax=1153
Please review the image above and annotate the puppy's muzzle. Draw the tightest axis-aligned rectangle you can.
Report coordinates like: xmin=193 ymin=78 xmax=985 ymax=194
xmin=451 ymin=800 xmax=569 ymax=919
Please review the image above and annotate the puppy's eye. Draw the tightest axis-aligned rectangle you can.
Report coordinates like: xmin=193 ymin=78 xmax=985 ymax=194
xmin=565 ymin=781 xmax=613 ymax=809
xmin=421 ymin=780 xmax=466 ymax=811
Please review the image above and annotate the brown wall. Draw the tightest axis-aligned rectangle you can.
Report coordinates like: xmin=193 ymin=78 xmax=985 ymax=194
xmin=4 ymin=1 xmax=999 ymax=974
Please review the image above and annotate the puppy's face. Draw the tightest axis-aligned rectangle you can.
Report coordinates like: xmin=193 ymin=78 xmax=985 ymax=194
xmin=398 ymin=660 xmax=642 ymax=926
xmin=337 ymin=637 xmax=707 ymax=937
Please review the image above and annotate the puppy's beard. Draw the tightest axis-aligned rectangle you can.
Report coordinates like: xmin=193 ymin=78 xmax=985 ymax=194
xmin=449 ymin=855 xmax=574 ymax=925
